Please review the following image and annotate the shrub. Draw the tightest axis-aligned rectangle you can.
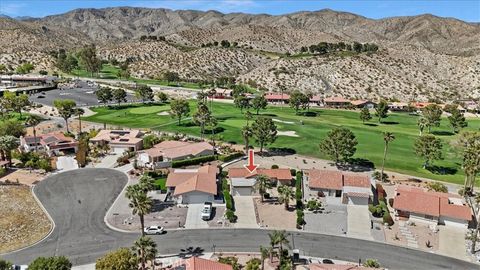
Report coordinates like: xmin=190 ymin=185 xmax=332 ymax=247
xmin=290 ymin=169 xmax=297 ymax=176
xmin=307 ymin=199 xmax=321 ymax=211
xmin=388 ymin=198 xmax=394 ymax=207
xmin=363 ymin=259 xmax=380 ymax=268
xmin=224 ymin=190 xmax=233 ymax=210
xmin=296 ymin=209 xmax=305 ymax=228
xmin=218 ymin=152 xmax=244 ymax=162
xmin=271 ymin=164 xmax=279 ymax=169
xmin=171 ymin=155 xmax=215 ymax=167
xmin=245 ymin=258 xmax=261 ymax=270
xmin=0 ymin=167 xmax=6 ymax=177
xmin=426 ymin=182 xmax=448 ymax=193
xmin=376 ymin=183 xmax=385 ymax=202
xmin=143 ymin=134 xmax=161 ymax=149
xmin=372 ymin=171 xmax=389 ymax=182
xmin=225 ymin=209 xmax=237 ymax=223
xmin=383 ymin=212 xmax=394 ymax=226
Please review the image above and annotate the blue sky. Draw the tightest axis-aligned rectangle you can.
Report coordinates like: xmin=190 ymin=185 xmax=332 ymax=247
xmin=1 ymin=0 xmax=479 ymax=22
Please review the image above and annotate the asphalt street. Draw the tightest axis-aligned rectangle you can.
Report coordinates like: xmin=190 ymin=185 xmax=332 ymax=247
xmin=1 ymin=168 xmax=478 ymax=269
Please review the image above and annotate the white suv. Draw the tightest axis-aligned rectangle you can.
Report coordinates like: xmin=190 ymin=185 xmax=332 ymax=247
xmin=201 ymin=202 xmax=213 ymax=220
xmin=143 ymin=226 xmax=165 ymax=235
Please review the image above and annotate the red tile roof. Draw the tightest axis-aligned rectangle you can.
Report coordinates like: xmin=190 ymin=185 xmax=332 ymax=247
xmin=166 ymin=165 xmax=218 ymax=196
xmin=308 ymin=170 xmax=344 ymax=190
xmin=168 ymin=257 xmax=233 ymax=270
xmin=265 ymin=93 xmax=290 ymax=100
xmin=324 ymin=97 xmax=351 ymax=103
xmin=393 ymin=185 xmax=472 ymax=221
xmin=228 ymin=167 xmax=292 ymax=181
xmin=343 ymin=174 xmax=371 ymax=188
xmin=308 ymin=170 xmax=371 ymax=190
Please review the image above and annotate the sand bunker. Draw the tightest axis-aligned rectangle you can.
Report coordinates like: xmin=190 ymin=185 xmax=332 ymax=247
xmin=277 ymin=130 xmax=299 ymax=137
xmin=157 ymin=111 xmax=170 ymax=116
xmin=273 ymin=119 xmax=295 ymax=124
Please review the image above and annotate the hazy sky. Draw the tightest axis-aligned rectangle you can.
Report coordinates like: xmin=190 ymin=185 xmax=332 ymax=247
xmin=1 ymin=0 xmax=479 ymax=22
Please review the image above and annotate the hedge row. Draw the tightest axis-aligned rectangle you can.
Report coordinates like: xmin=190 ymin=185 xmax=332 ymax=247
xmin=171 ymin=155 xmax=216 ymax=168
xmin=295 ymin=171 xmax=305 ymax=228
xmin=218 ymin=152 xmax=244 ymax=162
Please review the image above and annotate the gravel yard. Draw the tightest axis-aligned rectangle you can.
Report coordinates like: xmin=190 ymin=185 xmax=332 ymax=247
xmin=0 ymin=185 xmax=52 ymax=253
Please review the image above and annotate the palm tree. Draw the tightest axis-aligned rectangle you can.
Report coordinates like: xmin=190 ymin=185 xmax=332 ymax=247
xmin=74 ymin=108 xmax=85 ymax=134
xmin=417 ymin=117 xmax=428 ymax=136
xmin=242 ymin=125 xmax=253 ymax=154
xmin=268 ymin=230 xmax=290 ymax=260
xmin=208 ymin=88 xmax=217 ymax=111
xmin=138 ymin=175 xmax=155 ymax=193
xmin=381 ymin=132 xmax=395 ymax=182
xmin=25 ymin=115 xmax=41 ymax=153
xmin=259 ymin=246 xmax=269 ymax=270
xmin=126 ymin=185 xmax=153 ymax=235
xmin=0 ymin=136 xmax=19 ymax=166
xmin=277 ymin=185 xmax=295 ymax=210
xmin=255 ymin=174 xmax=272 ymax=202
xmin=132 ymin=236 xmax=157 ymax=270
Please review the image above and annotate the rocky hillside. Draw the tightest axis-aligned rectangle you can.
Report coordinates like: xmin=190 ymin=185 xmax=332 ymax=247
xmin=1 ymin=7 xmax=479 ymax=100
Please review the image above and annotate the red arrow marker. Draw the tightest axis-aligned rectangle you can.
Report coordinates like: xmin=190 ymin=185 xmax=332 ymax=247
xmin=244 ymin=149 xmax=258 ymax=173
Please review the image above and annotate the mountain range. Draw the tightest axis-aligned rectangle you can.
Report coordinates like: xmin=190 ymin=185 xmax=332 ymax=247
xmin=1 ymin=7 xmax=479 ymax=101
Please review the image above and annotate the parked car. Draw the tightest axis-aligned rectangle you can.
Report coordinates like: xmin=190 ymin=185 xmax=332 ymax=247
xmin=143 ymin=226 xmax=165 ymax=235
xmin=201 ymin=202 xmax=213 ymax=221
xmin=12 ymin=265 xmax=28 ymax=270
xmin=322 ymin=259 xmax=334 ymax=264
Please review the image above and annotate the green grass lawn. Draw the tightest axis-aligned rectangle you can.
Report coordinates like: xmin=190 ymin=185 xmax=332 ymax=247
xmin=84 ymin=101 xmax=480 ymax=185
xmin=154 ymin=177 xmax=167 ymax=191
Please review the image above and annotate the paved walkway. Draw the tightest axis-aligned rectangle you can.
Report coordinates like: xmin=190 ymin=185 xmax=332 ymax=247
xmin=438 ymin=226 xmax=469 ymax=261
xmin=233 ymin=196 xmax=258 ymax=228
xmin=56 ymin=156 xmax=78 ymax=172
xmin=398 ymin=221 xmax=419 ymax=248
xmin=347 ymin=205 xmax=373 ymax=240
xmin=184 ymin=204 xmax=209 ymax=229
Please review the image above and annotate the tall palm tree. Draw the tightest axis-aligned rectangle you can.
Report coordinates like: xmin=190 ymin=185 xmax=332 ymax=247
xmin=138 ymin=175 xmax=155 ymax=193
xmin=381 ymin=132 xmax=395 ymax=182
xmin=268 ymin=230 xmax=290 ymax=260
xmin=417 ymin=117 xmax=428 ymax=136
xmin=132 ymin=236 xmax=157 ymax=270
xmin=242 ymin=125 xmax=253 ymax=154
xmin=259 ymin=246 xmax=270 ymax=270
xmin=255 ymin=174 xmax=272 ymax=202
xmin=277 ymin=185 xmax=295 ymax=210
xmin=126 ymin=185 xmax=153 ymax=235
xmin=25 ymin=115 xmax=41 ymax=153
xmin=74 ymin=108 xmax=85 ymax=135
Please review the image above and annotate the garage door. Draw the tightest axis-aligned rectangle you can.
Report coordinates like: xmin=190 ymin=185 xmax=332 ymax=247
xmin=233 ymin=187 xmax=253 ymax=196
xmin=184 ymin=194 xmax=211 ymax=204
xmin=112 ymin=146 xmax=129 ymax=154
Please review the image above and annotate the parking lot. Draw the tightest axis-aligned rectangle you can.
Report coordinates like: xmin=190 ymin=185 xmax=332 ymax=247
xmin=29 ymin=81 xmax=136 ymax=107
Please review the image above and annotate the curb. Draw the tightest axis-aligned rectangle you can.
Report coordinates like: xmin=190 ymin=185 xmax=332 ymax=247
xmin=103 ymin=169 xmax=138 ymax=234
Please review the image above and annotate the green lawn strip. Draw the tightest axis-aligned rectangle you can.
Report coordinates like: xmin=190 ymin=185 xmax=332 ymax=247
xmin=154 ymin=177 xmax=167 ymax=191
xmin=84 ymin=102 xmax=480 ymax=185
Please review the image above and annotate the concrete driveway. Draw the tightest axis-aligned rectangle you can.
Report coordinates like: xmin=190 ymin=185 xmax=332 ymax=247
xmin=438 ymin=226 xmax=469 ymax=260
xmin=304 ymin=204 xmax=347 ymax=235
xmin=233 ymin=196 xmax=258 ymax=228
xmin=93 ymin=153 xmax=122 ymax=168
xmin=184 ymin=204 xmax=208 ymax=229
xmin=56 ymin=156 xmax=78 ymax=171
xmin=347 ymin=205 xmax=373 ymax=240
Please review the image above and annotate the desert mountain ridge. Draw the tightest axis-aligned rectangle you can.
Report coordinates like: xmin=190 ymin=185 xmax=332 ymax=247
xmin=1 ymin=7 xmax=479 ymax=101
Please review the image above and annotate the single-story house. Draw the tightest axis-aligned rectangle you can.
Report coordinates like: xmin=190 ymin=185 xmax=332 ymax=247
xmin=90 ymin=129 xmax=143 ymax=153
xmin=20 ymin=132 xmax=78 ymax=156
xmin=211 ymin=88 xmax=233 ymax=99
xmin=228 ymin=167 xmax=293 ymax=196
xmin=393 ymin=185 xmax=472 ymax=228
xmin=413 ymin=102 xmax=435 ymax=110
xmin=388 ymin=102 xmax=410 ymax=111
xmin=167 ymin=256 xmax=233 ymax=270
xmin=351 ymin=100 xmax=377 ymax=109
xmin=265 ymin=92 xmax=290 ymax=104
xmin=309 ymin=95 xmax=322 ymax=106
xmin=324 ymin=97 xmax=351 ymax=108
xmin=138 ymin=140 xmax=214 ymax=169
xmin=307 ymin=170 xmax=373 ymax=205
xmin=166 ymin=165 xmax=219 ymax=204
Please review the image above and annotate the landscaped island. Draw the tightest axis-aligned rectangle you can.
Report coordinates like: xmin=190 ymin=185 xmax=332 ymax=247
xmin=84 ymin=101 xmax=480 ymax=185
